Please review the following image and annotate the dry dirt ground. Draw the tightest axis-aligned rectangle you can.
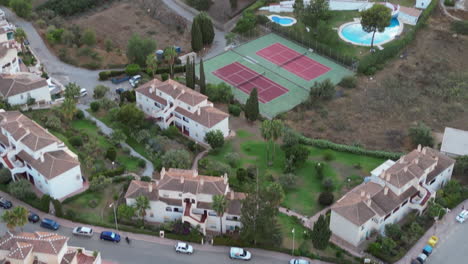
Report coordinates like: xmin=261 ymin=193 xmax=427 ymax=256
xmin=285 ymin=7 xmax=468 ymax=152
xmin=204 ymin=0 xmax=257 ymax=23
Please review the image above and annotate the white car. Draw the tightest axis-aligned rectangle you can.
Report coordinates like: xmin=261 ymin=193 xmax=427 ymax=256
xmin=290 ymin=259 xmax=310 ymax=264
xmin=79 ymin=88 xmax=88 ymax=97
xmin=175 ymin=242 xmax=193 ymax=254
xmin=456 ymin=210 xmax=468 ymax=223
xmin=229 ymin=247 xmax=251 ymax=260
xmin=72 ymin=226 xmax=94 ymax=237
xmin=129 ymin=75 xmax=141 ymax=87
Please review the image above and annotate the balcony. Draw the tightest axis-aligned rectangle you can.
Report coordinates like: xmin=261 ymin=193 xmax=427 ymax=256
xmin=182 ymin=201 xmax=207 ymax=235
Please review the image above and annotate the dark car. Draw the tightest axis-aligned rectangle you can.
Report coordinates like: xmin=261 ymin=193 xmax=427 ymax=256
xmin=0 ymin=197 xmax=12 ymax=209
xmin=100 ymin=231 xmax=121 ymax=243
xmin=28 ymin=212 xmax=40 ymax=223
xmin=40 ymin=218 xmax=60 ymax=230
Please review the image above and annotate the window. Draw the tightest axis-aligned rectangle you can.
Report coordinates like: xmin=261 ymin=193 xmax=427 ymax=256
xmin=166 ymin=207 xmax=172 ymax=212
xmin=159 ymin=92 xmax=162 ymax=96
xmin=188 ymin=106 xmax=191 ymax=110
xmin=20 ymin=94 xmax=23 ymax=99
xmin=393 ymin=206 xmax=400 ymax=213
xmin=384 ymin=213 xmax=391 ymax=221
xmin=226 ymin=216 xmax=239 ymax=221
xmin=76 ymin=175 xmax=80 ymax=180
xmin=182 ymin=117 xmax=189 ymax=123
xmin=209 ymin=211 xmax=217 ymax=216
xmin=174 ymin=207 xmax=181 ymax=213
xmin=150 ymin=213 xmax=154 ymax=217
xmin=402 ymin=200 xmax=408 ymax=207
xmin=178 ymin=193 xmax=182 ymax=197
xmin=154 ymin=102 xmax=161 ymax=108
xmin=361 ymin=226 xmax=365 ymax=231
xmin=430 ymin=179 xmax=436 ymax=185
xmin=26 ymin=164 xmax=31 ymax=170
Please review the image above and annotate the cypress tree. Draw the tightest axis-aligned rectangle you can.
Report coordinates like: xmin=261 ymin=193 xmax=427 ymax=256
xmin=311 ymin=214 xmax=331 ymax=250
xmin=185 ymin=57 xmax=194 ymax=89
xmin=199 ymin=58 xmax=206 ymax=94
xmin=199 ymin=12 xmax=215 ymax=45
xmin=192 ymin=60 xmax=196 ymax=89
xmin=191 ymin=20 xmax=203 ymax=52
xmin=244 ymin=88 xmax=259 ymax=121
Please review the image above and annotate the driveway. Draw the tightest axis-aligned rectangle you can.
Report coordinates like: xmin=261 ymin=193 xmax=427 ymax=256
xmin=2 ymin=7 xmax=130 ymax=102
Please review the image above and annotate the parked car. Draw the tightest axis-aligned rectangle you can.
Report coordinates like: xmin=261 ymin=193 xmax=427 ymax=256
xmin=428 ymin=235 xmax=439 ymax=247
xmin=100 ymin=231 xmax=121 ymax=243
xmin=175 ymin=242 xmax=193 ymax=254
xmin=229 ymin=247 xmax=251 ymax=260
xmin=40 ymin=218 xmax=60 ymax=230
xmin=0 ymin=197 xmax=12 ymax=209
xmin=422 ymin=245 xmax=433 ymax=256
xmin=411 ymin=259 xmax=421 ymax=264
xmin=28 ymin=212 xmax=40 ymax=223
xmin=129 ymin=75 xmax=141 ymax=87
xmin=456 ymin=210 xmax=468 ymax=223
xmin=79 ymin=88 xmax=88 ymax=97
xmin=72 ymin=226 xmax=94 ymax=237
xmin=290 ymin=259 xmax=310 ymax=264
xmin=116 ymin=87 xmax=126 ymax=94
xmin=111 ymin=75 xmax=130 ymax=84
xmin=416 ymin=253 xmax=427 ymax=263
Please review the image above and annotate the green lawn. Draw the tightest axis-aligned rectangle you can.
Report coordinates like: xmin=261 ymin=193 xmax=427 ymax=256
xmin=277 ymin=213 xmax=308 ymax=249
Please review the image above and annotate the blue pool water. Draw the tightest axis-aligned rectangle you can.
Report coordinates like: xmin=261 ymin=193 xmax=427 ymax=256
xmin=340 ymin=18 xmax=401 ymax=46
xmin=271 ymin=16 xmax=295 ymax=26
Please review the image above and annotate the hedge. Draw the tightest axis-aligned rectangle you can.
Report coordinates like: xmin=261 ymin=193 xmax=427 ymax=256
xmin=358 ymin=0 xmax=438 ymax=74
xmin=155 ymin=65 xmax=186 ymax=74
xmin=90 ymin=166 xmax=126 ymax=179
xmin=99 ymin=70 xmax=126 ymax=81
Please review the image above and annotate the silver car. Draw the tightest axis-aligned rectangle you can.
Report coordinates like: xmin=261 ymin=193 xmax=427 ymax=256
xmin=290 ymin=259 xmax=310 ymax=264
xmin=72 ymin=226 xmax=93 ymax=237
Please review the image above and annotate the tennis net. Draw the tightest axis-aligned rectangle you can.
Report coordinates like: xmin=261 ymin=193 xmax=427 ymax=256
xmin=235 ymin=71 xmax=266 ymax=87
xmin=278 ymin=51 xmax=307 ymax=67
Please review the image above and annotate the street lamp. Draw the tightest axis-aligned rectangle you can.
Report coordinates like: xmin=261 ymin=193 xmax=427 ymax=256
xmin=291 ymin=228 xmax=295 ymax=256
xmin=109 ymin=203 xmax=118 ymax=231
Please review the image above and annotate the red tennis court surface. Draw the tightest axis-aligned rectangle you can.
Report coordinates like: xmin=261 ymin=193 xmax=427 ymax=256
xmin=212 ymin=62 xmax=289 ymax=103
xmin=256 ymin=43 xmax=331 ymax=81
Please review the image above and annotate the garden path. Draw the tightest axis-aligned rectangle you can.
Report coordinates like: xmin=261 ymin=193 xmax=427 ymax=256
xmin=77 ymin=104 xmax=154 ymax=177
xmin=279 ymin=206 xmax=330 ymax=231
xmin=192 ymin=149 xmax=209 ymax=170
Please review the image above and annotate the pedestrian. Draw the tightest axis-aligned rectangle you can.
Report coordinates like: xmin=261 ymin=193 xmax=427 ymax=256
xmin=462 ymin=205 xmax=465 ymax=211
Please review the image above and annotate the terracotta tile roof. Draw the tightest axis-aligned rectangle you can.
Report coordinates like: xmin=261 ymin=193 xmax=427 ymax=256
xmin=197 ymin=201 xmax=212 ymax=210
xmin=137 ymin=78 xmax=207 ymax=106
xmin=0 ymin=232 xmax=68 ymax=257
xmin=227 ymin=191 xmax=246 ymax=215
xmin=0 ymin=111 xmax=60 ymax=151
xmin=124 ymin=180 xmax=158 ymax=200
xmin=61 ymin=250 xmax=77 ymax=264
xmin=159 ymin=197 xmax=182 ymax=206
xmin=76 ymin=252 xmax=97 ymax=264
xmin=158 ymin=168 xmax=228 ymax=196
xmin=17 ymin=149 xmax=80 ymax=179
xmin=175 ymin=105 xmax=228 ymax=128
xmin=0 ymin=73 xmax=48 ymax=98
xmin=7 ymin=242 xmax=33 ymax=259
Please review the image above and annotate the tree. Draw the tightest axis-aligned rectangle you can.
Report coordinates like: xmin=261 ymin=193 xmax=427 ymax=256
xmin=82 ymin=28 xmax=96 ymax=46
xmin=89 ymin=175 xmax=112 ymax=191
xmin=125 ymin=64 xmax=141 ymax=76
xmin=244 ymin=88 xmax=259 ymax=121
xmin=309 ymin=79 xmax=335 ymax=101
xmin=110 ymin=129 xmax=127 ymax=146
xmin=185 ymin=57 xmax=193 ymax=89
xmin=161 ymin=149 xmax=192 ymax=169
xmin=284 ymin=144 xmax=309 ymax=170
xmin=199 ymin=58 xmax=206 ymax=94
xmin=105 ymin=147 xmax=117 ymax=161
xmin=45 ymin=115 xmax=62 ymax=131
xmin=212 ymin=194 xmax=228 ymax=234
xmin=196 ymin=12 xmax=215 ymax=45
xmin=10 ymin=0 xmax=32 ymax=18
xmin=8 ymin=179 xmax=35 ymax=200
xmin=455 ymin=155 xmax=468 ymax=176
xmin=1 ymin=206 xmax=28 ymax=231
xmin=126 ymin=34 xmax=157 ymax=66
xmin=270 ymin=120 xmax=284 ymax=157
xmin=318 ymin=192 xmax=334 ymax=206
xmin=93 ymin=85 xmax=109 ymax=99
xmin=205 ymin=83 xmax=233 ymax=103
xmin=64 ymin=82 xmax=81 ymax=99
xmin=229 ymin=0 xmax=238 ymax=10
xmin=0 ymin=168 xmax=12 ymax=184
xmin=408 ymin=122 xmax=434 ymax=147
xmin=14 ymin=28 xmax=27 ymax=53
xmin=311 ymin=214 xmax=331 ymax=250
xmin=117 ymin=104 xmax=145 ymax=128
xmin=279 ymin=173 xmax=296 ymax=189
xmin=146 ymin=53 xmax=158 ymax=77
xmin=204 ymin=130 xmax=225 ymax=149
xmin=117 ymin=204 xmax=136 ymax=222
xmin=385 ymin=223 xmax=402 ymax=241
xmin=233 ymin=11 xmax=257 ymax=34
xmin=61 ymin=98 xmax=77 ymax=121
xmin=191 ymin=20 xmax=203 ymax=52
xmin=260 ymin=120 xmax=273 ymax=165
xmin=360 ymin=4 xmax=392 ymax=49
xmin=164 ymin=46 xmax=178 ymax=78
xmin=135 ymin=195 xmax=150 ymax=225
xmin=105 ymin=38 xmax=113 ymax=52
xmin=381 ymin=237 xmax=397 ymax=256
xmin=297 ymin=0 xmax=330 ymax=29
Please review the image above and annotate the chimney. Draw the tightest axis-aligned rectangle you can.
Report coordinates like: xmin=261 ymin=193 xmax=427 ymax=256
xmin=422 ymin=147 xmax=427 ymax=155
xmin=223 ymin=173 xmax=228 ymax=184
xmin=149 ymin=85 xmax=155 ymax=93
xmin=180 ymin=176 xmax=185 ymax=184
xmin=414 ymin=158 xmax=419 ymax=165
xmin=173 ymin=84 xmax=177 ymax=90
xmin=366 ymin=193 xmax=371 ymax=200
xmin=386 ymin=173 xmax=391 ymax=182
xmin=193 ymin=169 xmax=198 ymax=177
xmin=384 ymin=187 xmax=389 ymax=195
xmin=360 ymin=190 xmax=365 ymax=197
xmin=197 ymin=108 xmax=200 ymax=116
xmin=404 ymin=166 xmax=408 ymax=173
xmin=160 ymin=167 xmax=166 ymax=180
xmin=381 ymin=171 xmax=386 ymax=178
xmin=181 ymin=89 xmax=185 ymax=94
xmin=39 ymin=154 xmax=44 ymax=163
xmin=366 ymin=198 xmax=372 ymax=207
xmin=399 ymin=156 xmax=405 ymax=164
xmin=148 ymin=183 xmax=153 ymax=193
xmin=417 ymin=144 xmax=422 ymax=152
xmin=200 ymin=178 xmax=204 ymax=186
xmin=230 ymin=191 xmax=234 ymax=200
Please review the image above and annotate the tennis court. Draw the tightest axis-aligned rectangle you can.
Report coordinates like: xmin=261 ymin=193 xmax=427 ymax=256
xmin=213 ymin=62 xmax=289 ymax=103
xmin=201 ymin=33 xmax=353 ymax=118
xmin=256 ymin=43 xmax=331 ymax=81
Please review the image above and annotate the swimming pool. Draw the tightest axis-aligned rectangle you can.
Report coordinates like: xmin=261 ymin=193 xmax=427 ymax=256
xmin=339 ymin=18 xmax=403 ymax=46
xmin=268 ymin=15 xmax=297 ymax=27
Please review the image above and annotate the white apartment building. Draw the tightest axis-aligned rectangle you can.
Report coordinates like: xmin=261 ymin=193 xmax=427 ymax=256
xmin=0 ymin=110 xmax=84 ymax=199
xmin=125 ymin=168 xmax=245 ymax=235
xmin=136 ymin=79 xmax=229 ymax=143
xmin=0 ymin=73 xmax=51 ymax=105
xmin=0 ymin=231 xmax=101 ymax=264
xmin=330 ymin=146 xmax=455 ymax=246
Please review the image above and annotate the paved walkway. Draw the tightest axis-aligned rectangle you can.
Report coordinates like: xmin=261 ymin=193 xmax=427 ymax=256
xmin=439 ymin=0 xmax=463 ymax=21
xmin=77 ymin=104 xmax=154 ymax=177
xmin=279 ymin=206 xmax=330 ymax=230
xmin=191 ymin=149 xmax=209 ymax=170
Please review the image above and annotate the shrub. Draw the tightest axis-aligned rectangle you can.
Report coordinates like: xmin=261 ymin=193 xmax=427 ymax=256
xmin=138 ymin=159 xmax=146 ymax=168
xmin=205 ymin=130 xmax=225 ymax=149
xmin=82 ymin=28 xmax=96 ymax=46
xmin=75 ymin=110 xmax=85 ymax=119
xmin=444 ymin=0 xmax=455 ymax=6
xmin=9 ymin=179 xmax=36 ymax=200
xmin=199 ymin=158 xmax=231 ymax=176
xmin=44 ymin=115 xmax=62 ymax=131
xmin=279 ymin=173 xmax=296 ymax=189
xmin=0 ymin=168 xmax=12 ymax=184
xmin=408 ymin=122 xmax=434 ymax=148
xmin=98 ymin=70 xmax=125 ymax=81
xmin=228 ymin=104 xmax=242 ymax=117
xmin=90 ymin=101 xmax=100 ymax=112
xmin=140 ymin=176 xmax=152 ymax=182
xmin=452 ymin=20 xmax=468 ymax=35
xmin=309 ymin=79 xmax=335 ymax=101
xmin=318 ymin=191 xmax=334 ymax=206
xmin=125 ymin=64 xmax=141 ymax=76
xmin=93 ymin=85 xmax=109 ymax=99
xmin=339 ymin=76 xmax=357 ymax=88
xmin=105 ymin=147 xmax=117 ymax=161
xmin=161 ymin=73 xmax=169 ymax=81
xmin=206 ymin=83 xmax=234 ymax=103
xmin=224 ymin=152 xmax=240 ymax=167
xmin=322 ymin=150 xmax=335 ymax=161
xmin=52 ymin=199 xmax=63 ymax=217
xmin=69 ymin=136 xmax=83 ymax=147
xmin=161 ymin=149 xmax=191 ymax=169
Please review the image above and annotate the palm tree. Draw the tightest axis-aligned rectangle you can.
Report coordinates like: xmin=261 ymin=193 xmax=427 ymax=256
xmin=135 ymin=195 xmax=150 ymax=226
xmin=260 ymin=120 xmax=273 ymax=166
xmin=2 ymin=206 xmax=29 ymax=232
xmin=14 ymin=28 xmax=27 ymax=53
xmin=164 ymin=47 xmax=178 ymax=78
xmin=270 ymin=120 xmax=284 ymax=160
xmin=212 ymin=194 xmax=228 ymax=234
xmin=61 ymin=98 xmax=77 ymax=122
xmin=145 ymin=53 xmax=158 ymax=77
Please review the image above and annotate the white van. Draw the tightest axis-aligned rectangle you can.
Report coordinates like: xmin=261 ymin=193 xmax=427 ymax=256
xmin=79 ymin=88 xmax=88 ymax=97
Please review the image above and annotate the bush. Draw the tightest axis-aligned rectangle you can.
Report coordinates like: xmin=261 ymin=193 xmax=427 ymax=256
xmin=186 ymin=0 xmax=213 ymax=11
xmin=228 ymin=104 xmax=242 ymax=117
xmin=38 ymin=0 xmax=110 ymax=16
xmin=205 ymin=130 xmax=225 ymax=149
xmin=75 ymin=110 xmax=85 ymax=119
xmin=161 ymin=73 xmax=169 ymax=81
xmin=444 ymin=0 xmax=455 ymax=6
xmin=140 ymin=176 xmax=152 ymax=182
xmin=93 ymin=85 xmax=109 ymax=99
xmin=322 ymin=150 xmax=335 ymax=161
xmin=339 ymin=76 xmax=357 ymax=88
xmin=408 ymin=122 xmax=434 ymax=148
xmin=105 ymin=147 xmax=117 ymax=161
xmin=224 ymin=152 xmax=240 ymax=167
xmin=90 ymin=101 xmax=100 ymax=112
xmin=52 ymin=199 xmax=63 ymax=217
xmin=279 ymin=173 xmax=296 ymax=189
xmin=318 ymin=191 xmax=334 ymax=206
xmin=125 ymin=64 xmax=141 ymax=76
xmin=9 ymin=179 xmax=36 ymax=200
xmin=161 ymin=149 xmax=191 ymax=169
xmin=199 ymin=158 xmax=231 ymax=176
xmin=138 ymin=158 xmax=146 ymax=168
xmin=309 ymin=79 xmax=335 ymax=101
xmin=452 ymin=20 xmax=468 ymax=35
xmin=206 ymin=83 xmax=234 ymax=103
xmin=0 ymin=168 xmax=12 ymax=184
xmin=98 ymin=70 xmax=125 ymax=81
xmin=69 ymin=136 xmax=83 ymax=147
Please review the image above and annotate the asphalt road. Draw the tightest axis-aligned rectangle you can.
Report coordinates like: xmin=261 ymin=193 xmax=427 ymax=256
xmin=426 ymin=218 xmax=468 ymax=264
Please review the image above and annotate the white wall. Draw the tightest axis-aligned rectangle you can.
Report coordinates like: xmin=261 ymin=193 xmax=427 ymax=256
xmin=330 ymin=210 xmax=361 ymax=246
xmin=416 ymin=0 xmax=431 ymax=9
xmin=0 ymin=48 xmax=19 ymax=74
xmin=329 ymin=0 xmax=372 ymax=11
xmin=7 ymin=86 xmax=52 ymax=106
xmin=398 ymin=12 xmax=418 ymax=25
xmin=48 ymin=166 xmax=83 ymax=199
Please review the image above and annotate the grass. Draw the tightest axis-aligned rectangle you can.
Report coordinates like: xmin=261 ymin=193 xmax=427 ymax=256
xmin=277 ymin=213 xmax=307 ymax=249
xmin=236 ymin=129 xmax=255 ymax=139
